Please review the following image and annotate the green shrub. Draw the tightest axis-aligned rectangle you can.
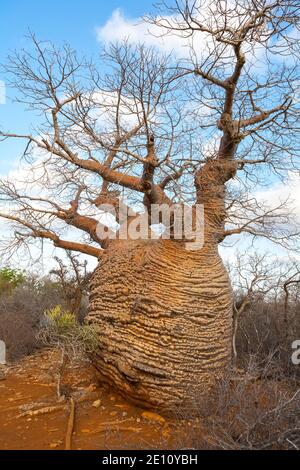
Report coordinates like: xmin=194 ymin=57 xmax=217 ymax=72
xmin=0 ymin=267 xmax=25 ymax=296
xmin=38 ymin=305 xmax=98 ymax=400
xmin=44 ymin=305 xmax=77 ymax=332
xmin=39 ymin=305 xmax=98 ymax=355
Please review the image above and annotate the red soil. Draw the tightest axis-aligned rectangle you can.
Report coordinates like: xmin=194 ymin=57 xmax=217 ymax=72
xmin=0 ymin=350 xmax=197 ymax=450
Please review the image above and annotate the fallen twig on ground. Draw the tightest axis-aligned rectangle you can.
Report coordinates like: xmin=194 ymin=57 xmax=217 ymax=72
xmin=65 ymin=397 xmax=75 ymax=450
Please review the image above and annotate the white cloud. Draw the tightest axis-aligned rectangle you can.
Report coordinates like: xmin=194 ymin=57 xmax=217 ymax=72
xmin=96 ymin=8 xmax=189 ymax=55
xmin=96 ymin=6 xmax=266 ymax=65
xmin=87 ymin=90 xmax=145 ymax=132
xmin=97 ymin=9 xmax=148 ymax=45
xmin=256 ymin=172 xmax=300 ymax=223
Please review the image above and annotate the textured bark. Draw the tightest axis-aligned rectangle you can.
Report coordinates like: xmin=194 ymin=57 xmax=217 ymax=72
xmin=87 ymin=237 xmax=232 ymax=413
xmin=87 ymin=157 xmax=235 ymax=413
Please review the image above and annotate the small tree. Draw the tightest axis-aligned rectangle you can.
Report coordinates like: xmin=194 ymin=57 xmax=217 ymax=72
xmin=229 ymin=253 xmax=286 ymax=362
xmin=50 ymin=251 xmax=91 ymax=321
xmin=229 ymin=252 xmax=300 ymax=366
xmin=0 ymin=267 xmax=24 ymax=296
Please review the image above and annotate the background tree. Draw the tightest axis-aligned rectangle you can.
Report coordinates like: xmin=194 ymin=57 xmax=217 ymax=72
xmin=0 ymin=267 xmax=24 ymax=296
xmin=0 ymin=1 xmax=300 ymax=412
xmin=50 ymin=252 xmax=91 ymax=321
xmin=283 ymin=264 xmax=300 ymax=343
xmin=228 ymin=252 xmax=296 ymax=362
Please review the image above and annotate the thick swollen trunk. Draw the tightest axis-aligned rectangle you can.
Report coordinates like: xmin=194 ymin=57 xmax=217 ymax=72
xmin=87 ymin=238 xmax=232 ymax=413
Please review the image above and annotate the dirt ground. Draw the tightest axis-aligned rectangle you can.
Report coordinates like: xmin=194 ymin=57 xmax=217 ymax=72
xmin=0 ymin=350 xmax=198 ymax=450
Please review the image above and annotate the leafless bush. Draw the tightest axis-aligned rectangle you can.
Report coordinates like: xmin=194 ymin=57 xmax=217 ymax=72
xmin=229 ymin=253 xmax=300 ymax=376
xmin=50 ymin=251 xmax=91 ymax=322
xmin=0 ymin=276 xmax=65 ymax=361
xmin=204 ymin=354 xmax=300 ymax=450
xmin=172 ymin=353 xmax=300 ymax=450
xmin=236 ymin=298 xmax=300 ymax=377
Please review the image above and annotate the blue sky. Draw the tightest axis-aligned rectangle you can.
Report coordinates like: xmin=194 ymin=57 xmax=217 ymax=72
xmin=0 ymin=1 xmax=157 ymax=270
xmin=0 ymin=1 xmax=154 ymax=175
xmin=0 ymin=1 xmax=153 ymax=56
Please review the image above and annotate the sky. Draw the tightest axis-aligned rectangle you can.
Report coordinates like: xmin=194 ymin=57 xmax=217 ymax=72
xmin=0 ymin=1 xmax=155 ymax=175
xmin=0 ymin=1 xmax=299 ymax=273
xmin=0 ymin=1 xmax=155 ymax=272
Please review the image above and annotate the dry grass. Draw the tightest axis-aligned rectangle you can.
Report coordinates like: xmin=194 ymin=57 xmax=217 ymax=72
xmin=171 ymin=352 xmax=300 ymax=450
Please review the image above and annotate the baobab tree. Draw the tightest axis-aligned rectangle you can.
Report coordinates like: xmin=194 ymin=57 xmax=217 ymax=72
xmin=1 ymin=0 xmax=300 ymax=412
